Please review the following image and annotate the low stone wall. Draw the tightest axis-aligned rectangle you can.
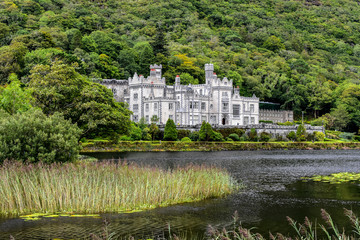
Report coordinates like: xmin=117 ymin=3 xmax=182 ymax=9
xmin=158 ymin=123 xmax=324 ymax=137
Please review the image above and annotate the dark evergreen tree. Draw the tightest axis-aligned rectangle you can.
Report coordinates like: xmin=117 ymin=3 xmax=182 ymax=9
xmin=164 ymin=118 xmax=177 ymax=141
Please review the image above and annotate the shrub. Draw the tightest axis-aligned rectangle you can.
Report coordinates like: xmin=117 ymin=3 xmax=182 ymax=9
xmin=163 ymin=119 xmax=178 ymax=141
xmin=189 ymin=131 xmax=199 ymax=141
xmin=354 ymin=135 xmax=360 ymax=142
xmin=248 ymin=128 xmax=258 ymax=141
xmin=129 ymin=123 xmax=142 ymax=140
xmin=0 ymin=110 xmax=81 ymax=163
xmin=259 ymin=132 xmax=271 ymax=142
xmin=181 ymin=137 xmax=192 ymax=142
xmin=296 ymin=124 xmax=307 ymax=141
xmin=217 ymin=128 xmax=245 ymax=138
xmin=199 ymin=122 xmax=224 ymax=141
xmin=314 ymin=131 xmax=325 ymax=141
xmin=119 ymin=135 xmax=132 ymax=141
xmin=287 ymin=131 xmax=296 ymax=141
xmin=178 ymin=130 xmax=191 ymax=140
xmin=339 ymin=132 xmax=355 ymax=140
xmin=259 ymin=120 xmax=273 ymax=124
xmin=277 ymin=121 xmax=294 ymax=126
xmin=228 ymin=133 xmax=240 ymax=141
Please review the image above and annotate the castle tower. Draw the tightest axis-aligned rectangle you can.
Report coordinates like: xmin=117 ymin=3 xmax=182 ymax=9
xmin=175 ymin=75 xmax=180 ymax=85
xmin=150 ymin=64 xmax=162 ymax=78
xmin=205 ymin=63 xmax=214 ymax=84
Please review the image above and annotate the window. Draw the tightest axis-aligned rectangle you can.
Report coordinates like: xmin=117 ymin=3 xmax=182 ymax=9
xmin=243 ymin=116 xmax=249 ymax=125
xmin=194 ymin=102 xmax=199 ymax=109
xmin=112 ymin=88 xmax=117 ymax=95
xmin=200 ymin=90 xmax=203 ymax=95
xmin=250 ymin=104 xmax=254 ymax=113
xmin=145 ymin=103 xmax=149 ymax=112
xmin=222 ymin=92 xmax=228 ymax=97
xmin=169 ymin=103 xmax=173 ymax=110
xmin=201 ymin=102 xmax=206 ymax=111
xmin=134 ymin=93 xmax=138 ymax=99
xmin=251 ymin=117 xmax=255 ymax=124
xmin=154 ymin=103 xmax=157 ymax=111
xmin=189 ymin=102 xmax=193 ymax=109
xmin=222 ymin=102 xmax=229 ymax=111
xmin=133 ymin=115 xmax=138 ymax=122
xmin=133 ymin=104 xmax=139 ymax=112
xmin=243 ymin=103 xmax=246 ymax=111
xmin=201 ymin=115 xmax=207 ymax=122
xmin=210 ymin=104 xmax=213 ymax=110
xmin=169 ymin=115 xmax=173 ymax=120
xmin=124 ymin=89 xmax=127 ymax=94
xmin=146 ymin=115 xmax=149 ymax=122
xmin=210 ymin=115 xmax=216 ymax=124
xmin=233 ymin=104 xmax=240 ymax=117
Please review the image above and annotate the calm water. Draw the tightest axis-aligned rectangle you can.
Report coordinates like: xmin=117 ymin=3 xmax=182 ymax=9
xmin=1 ymin=150 xmax=360 ymax=239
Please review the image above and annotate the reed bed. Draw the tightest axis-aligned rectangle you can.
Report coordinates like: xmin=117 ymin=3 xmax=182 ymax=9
xmin=0 ymin=161 xmax=238 ymax=217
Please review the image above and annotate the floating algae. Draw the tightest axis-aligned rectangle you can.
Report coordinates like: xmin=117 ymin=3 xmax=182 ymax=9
xmin=19 ymin=213 xmax=101 ymax=221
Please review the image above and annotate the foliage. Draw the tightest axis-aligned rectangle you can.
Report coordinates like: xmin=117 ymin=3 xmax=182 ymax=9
xmin=29 ymin=61 xmax=131 ymax=138
xmin=228 ymin=133 xmax=240 ymax=141
xmin=248 ymin=128 xmax=258 ymax=141
xmin=208 ymin=209 xmax=360 ymax=240
xmin=199 ymin=121 xmax=224 ymax=142
xmin=287 ymin=131 xmax=296 ymax=141
xmin=177 ymin=129 xmax=191 ymax=140
xmin=0 ymin=73 xmax=34 ymax=114
xmin=296 ymin=124 xmax=307 ymax=141
xmin=180 ymin=137 xmax=192 ymax=142
xmin=163 ymin=119 xmax=178 ymax=141
xmin=217 ymin=128 xmax=245 ymax=138
xmin=1 ymin=0 xmax=360 ymax=131
xmin=339 ymin=132 xmax=355 ymax=140
xmin=0 ymin=161 xmax=238 ymax=216
xmin=0 ymin=110 xmax=81 ymax=163
xmin=149 ymin=123 xmax=159 ymax=141
xmin=189 ymin=131 xmax=199 ymax=141
xmin=259 ymin=132 xmax=271 ymax=142
xmin=259 ymin=120 xmax=273 ymax=124
xmin=314 ymin=131 xmax=325 ymax=141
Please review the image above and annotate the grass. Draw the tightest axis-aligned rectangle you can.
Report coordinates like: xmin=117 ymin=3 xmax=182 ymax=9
xmin=0 ymin=161 xmax=238 ymax=217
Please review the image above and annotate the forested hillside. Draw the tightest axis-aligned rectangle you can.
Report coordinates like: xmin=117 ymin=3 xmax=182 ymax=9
xmin=1 ymin=0 xmax=360 ymax=131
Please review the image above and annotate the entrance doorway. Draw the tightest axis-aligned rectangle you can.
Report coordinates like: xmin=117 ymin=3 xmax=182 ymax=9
xmin=222 ymin=118 xmax=226 ymax=125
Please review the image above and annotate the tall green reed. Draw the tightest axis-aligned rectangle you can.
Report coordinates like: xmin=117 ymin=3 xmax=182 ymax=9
xmin=0 ymin=161 xmax=238 ymax=216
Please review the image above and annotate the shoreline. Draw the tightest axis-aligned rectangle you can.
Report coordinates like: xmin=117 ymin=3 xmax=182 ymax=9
xmin=81 ymin=141 xmax=360 ymax=153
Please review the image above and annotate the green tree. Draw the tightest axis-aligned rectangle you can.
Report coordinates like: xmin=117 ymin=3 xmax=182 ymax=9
xmin=0 ymin=73 xmax=34 ymax=114
xmin=263 ymin=36 xmax=285 ymax=52
xmin=149 ymin=123 xmax=159 ymax=141
xmin=296 ymin=124 xmax=307 ymax=141
xmin=164 ymin=118 xmax=177 ymax=141
xmin=0 ymin=109 xmax=81 ymax=163
xmin=29 ymin=61 xmax=131 ymax=138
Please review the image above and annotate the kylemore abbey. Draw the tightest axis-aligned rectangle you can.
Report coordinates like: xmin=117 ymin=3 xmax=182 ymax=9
xmin=102 ymin=64 xmax=293 ymax=126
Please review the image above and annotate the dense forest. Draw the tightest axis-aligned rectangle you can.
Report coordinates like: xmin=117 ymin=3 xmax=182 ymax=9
xmin=0 ymin=0 xmax=360 ymax=132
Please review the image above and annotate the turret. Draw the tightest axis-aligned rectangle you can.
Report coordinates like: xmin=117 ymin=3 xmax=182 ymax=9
xmin=150 ymin=64 xmax=162 ymax=78
xmin=175 ymin=75 xmax=180 ymax=85
xmin=205 ymin=63 xmax=214 ymax=84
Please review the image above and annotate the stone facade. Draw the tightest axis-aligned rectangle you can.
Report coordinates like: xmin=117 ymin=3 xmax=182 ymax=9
xmin=102 ymin=63 xmax=260 ymax=126
xmin=259 ymin=109 xmax=293 ymax=123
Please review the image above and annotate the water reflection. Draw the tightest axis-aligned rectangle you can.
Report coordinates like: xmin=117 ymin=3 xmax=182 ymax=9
xmin=1 ymin=150 xmax=360 ymax=239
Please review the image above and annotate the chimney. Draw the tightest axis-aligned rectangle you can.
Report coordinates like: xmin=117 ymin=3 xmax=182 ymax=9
xmin=175 ymin=75 xmax=180 ymax=85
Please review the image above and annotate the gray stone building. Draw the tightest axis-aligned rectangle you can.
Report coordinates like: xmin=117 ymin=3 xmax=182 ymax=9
xmin=259 ymin=109 xmax=293 ymax=123
xmin=102 ymin=63 xmax=260 ymax=126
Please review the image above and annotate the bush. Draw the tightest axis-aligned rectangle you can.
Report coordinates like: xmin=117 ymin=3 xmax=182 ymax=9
xmin=189 ymin=131 xmax=199 ymax=141
xmin=287 ymin=131 xmax=296 ymax=141
xmin=178 ymin=130 xmax=191 ymax=139
xmin=164 ymin=119 xmax=178 ymax=141
xmin=339 ymin=132 xmax=355 ymax=140
xmin=199 ymin=122 xmax=224 ymax=141
xmin=181 ymin=137 xmax=192 ymax=142
xmin=119 ymin=135 xmax=132 ymax=141
xmin=217 ymin=128 xmax=245 ymax=138
xmin=259 ymin=120 xmax=273 ymax=124
xmin=296 ymin=124 xmax=307 ymax=141
xmin=277 ymin=121 xmax=294 ymax=126
xmin=354 ymin=135 xmax=360 ymax=142
xmin=248 ymin=128 xmax=258 ymax=141
xmin=0 ymin=110 xmax=81 ymax=163
xmin=314 ymin=131 xmax=325 ymax=141
xmin=259 ymin=132 xmax=271 ymax=142
xmin=228 ymin=133 xmax=240 ymax=141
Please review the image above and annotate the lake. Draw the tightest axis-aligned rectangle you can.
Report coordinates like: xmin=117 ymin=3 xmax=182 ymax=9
xmin=1 ymin=150 xmax=360 ymax=239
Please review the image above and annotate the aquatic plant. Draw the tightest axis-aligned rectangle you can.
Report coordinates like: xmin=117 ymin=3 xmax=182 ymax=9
xmin=206 ymin=209 xmax=360 ymax=240
xmin=303 ymin=172 xmax=360 ymax=184
xmin=0 ymin=161 xmax=238 ymax=216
